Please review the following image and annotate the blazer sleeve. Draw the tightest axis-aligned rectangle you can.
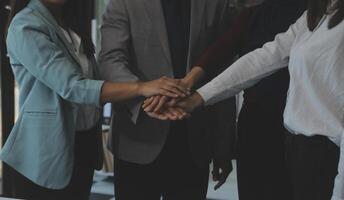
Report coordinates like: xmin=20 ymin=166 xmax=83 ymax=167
xmin=7 ymin=18 xmax=104 ymax=107
xmin=99 ymin=0 xmax=142 ymax=123
xmin=197 ymin=11 xmax=307 ymax=105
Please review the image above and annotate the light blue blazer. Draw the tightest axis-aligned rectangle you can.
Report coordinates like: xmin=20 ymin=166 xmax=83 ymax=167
xmin=1 ymin=0 xmax=104 ymax=189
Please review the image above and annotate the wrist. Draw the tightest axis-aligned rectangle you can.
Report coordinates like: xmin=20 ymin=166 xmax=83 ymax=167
xmin=184 ymin=66 xmax=205 ymax=88
xmin=191 ymin=92 xmax=205 ymax=109
xmin=135 ymin=82 xmax=145 ymax=96
xmin=182 ymin=76 xmax=196 ymax=89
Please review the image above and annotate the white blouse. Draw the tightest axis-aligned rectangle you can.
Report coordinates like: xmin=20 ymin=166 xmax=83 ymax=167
xmin=197 ymin=11 xmax=344 ymax=200
xmin=60 ymin=28 xmax=100 ymax=131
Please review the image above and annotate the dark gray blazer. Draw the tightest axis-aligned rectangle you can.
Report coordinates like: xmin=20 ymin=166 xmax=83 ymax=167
xmin=99 ymin=0 xmax=236 ymax=167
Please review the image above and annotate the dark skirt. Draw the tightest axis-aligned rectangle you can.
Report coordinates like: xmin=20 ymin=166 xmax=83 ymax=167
xmin=8 ymin=125 xmax=100 ymax=200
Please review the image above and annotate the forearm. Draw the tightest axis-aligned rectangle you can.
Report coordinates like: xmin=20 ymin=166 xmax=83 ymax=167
xmin=196 ymin=12 xmax=306 ymax=106
xmin=100 ymin=81 xmax=142 ymax=104
xmin=194 ymin=8 xmax=251 ymax=76
xmin=183 ymin=66 xmax=206 ymax=89
xmin=197 ymin=53 xmax=285 ymax=106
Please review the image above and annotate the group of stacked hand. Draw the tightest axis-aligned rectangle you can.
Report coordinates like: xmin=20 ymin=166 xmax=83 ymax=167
xmin=141 ymin=67 xmax=205 ymax=121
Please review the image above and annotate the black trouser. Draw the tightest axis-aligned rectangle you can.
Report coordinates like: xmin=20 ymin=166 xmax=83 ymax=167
xmin=237 ymin=104 xmax=291 ymax=200
xmin=9 ymin=126 xmax=99 ymax=200
xmin=285 ymin=131 xmax=339 ymax=200
xmin=114 ymin=121 xmax=209 ymax=200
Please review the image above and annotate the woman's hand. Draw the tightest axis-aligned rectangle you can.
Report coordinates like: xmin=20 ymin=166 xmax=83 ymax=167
xmin=137 ymin=76 xmax=190 ymax=98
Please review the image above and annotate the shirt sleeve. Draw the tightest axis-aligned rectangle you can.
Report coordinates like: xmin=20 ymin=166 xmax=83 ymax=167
xmin=197 ymin=11 xmax=307 ymax=105
xmin=195 ymin=8 xmax=252 ymax=77
xmin=99 ymin=0 xmax=142 ymax=123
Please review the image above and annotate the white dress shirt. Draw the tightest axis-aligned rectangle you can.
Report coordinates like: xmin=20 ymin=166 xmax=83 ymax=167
xmin=197 ymin=11 xmax=344 ymax=200
xmin=61 ymin=28 xmax=100 ymax=131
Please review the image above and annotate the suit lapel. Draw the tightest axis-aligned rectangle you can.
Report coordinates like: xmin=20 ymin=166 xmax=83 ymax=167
xmin=187 ymin=0 xmax=207 ymax=70
xmin=143 ymin=0 xmax=172 ymax=67
xmin=28 ymin=0 xmax=82 ymax=67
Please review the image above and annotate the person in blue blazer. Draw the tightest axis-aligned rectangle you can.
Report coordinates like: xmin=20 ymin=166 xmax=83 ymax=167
xmin=2 ymin=0 xmax=189 ymax=199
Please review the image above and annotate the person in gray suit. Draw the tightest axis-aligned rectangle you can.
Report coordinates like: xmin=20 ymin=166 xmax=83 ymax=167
xmin=99 ymin=0 xmax=236 ymax=199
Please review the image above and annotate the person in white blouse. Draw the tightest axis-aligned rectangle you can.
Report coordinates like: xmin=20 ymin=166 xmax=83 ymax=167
xmin=149 ymin=0 xmax=344 ymax=199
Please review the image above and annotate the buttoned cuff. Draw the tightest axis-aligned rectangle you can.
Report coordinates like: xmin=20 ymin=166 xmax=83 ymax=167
xmin=196 ymin=81 xmax=218 ymax=106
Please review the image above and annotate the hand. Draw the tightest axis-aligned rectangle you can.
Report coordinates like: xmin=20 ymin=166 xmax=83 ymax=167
xmin=142 ymin=75 xmax=196 ymax=113
xmin=142 ymin=95 xmax=181 ymax=113
xmin=182 ymin=66 xmax=205 ymax=89
xmin=212 ymin=160 xmax=233 ymax=190
xmin=145 ymin=107 xmax=190 ymax=120
xmin=141 ymin=67 xmax=204 ymax=112
xmin=177 ymin=92 xmax=204 ymax=113
xmin=137 ymin=76 xmax=189 ymax=98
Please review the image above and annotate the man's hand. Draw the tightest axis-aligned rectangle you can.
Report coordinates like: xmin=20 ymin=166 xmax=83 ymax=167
xmin=177 ymin=92 xmax=204 ymax=113
xmin=212 ymin=160 xmax=233 ymax=190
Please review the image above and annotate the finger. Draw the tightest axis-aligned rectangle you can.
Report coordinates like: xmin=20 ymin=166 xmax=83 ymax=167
xmin=162 ymin=78 xmax=189 ymax=95
xmin=144 ymin=96 xmax=156 ymax=104
xmin=144 ymin=96 xmax=160 ymax=112
xmin=167 ymin=79 xmax=189 ymax=94
xmin=158 ymin=109 xmax=175 ymax=120
xmin=142 ymin=97 xmax=155 ymax=109
xmin=214 ymin=178 xmax=226 ymax=190
xmin=157 ymin=113 xmax=169 ymax=120
xmin=143 ymin=97 xmax=158 ymax=111
xmin=165 ymin=108 xmax=179 ymax=120
xmin=212 ymin=168 xmax=220 ymax=182
xmin=160 ymin=90 xmax=180 ymax=98
xmin=168 ymin=107 xmax=184 ymax=119
xmin=161 ymin=85 xmax=185 ymax=97
xmin=167 ymin=98 xmax=179 ymax=107
xmin=154 ymin=96 xmax=169 ymax=112
xmin=174 ymin=108 xmax=188 ymax=120
xmin=214 ymin=170 xmax=230 ymax=190
xmin=143 ymin=97 xmax=152 ymax=107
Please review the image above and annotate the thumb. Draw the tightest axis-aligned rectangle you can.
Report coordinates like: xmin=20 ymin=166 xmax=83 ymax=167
xmin=212 ymin=165 xmax=220 ymax=181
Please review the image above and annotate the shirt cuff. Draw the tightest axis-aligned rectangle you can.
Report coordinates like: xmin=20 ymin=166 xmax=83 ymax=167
xmin=91 ymin=80 xmax=106 ymax=107
xmin=196 ymin=81 xmax=218 ymax=106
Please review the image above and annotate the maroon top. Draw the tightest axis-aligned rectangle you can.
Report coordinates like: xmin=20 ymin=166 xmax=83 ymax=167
xmin=195 ymin=8 xmax=252 ymax=77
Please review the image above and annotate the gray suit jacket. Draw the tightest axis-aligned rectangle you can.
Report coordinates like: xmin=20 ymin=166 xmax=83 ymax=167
xmin=99 ymin=0 xmax=236 ymax=167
